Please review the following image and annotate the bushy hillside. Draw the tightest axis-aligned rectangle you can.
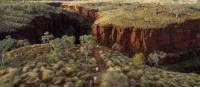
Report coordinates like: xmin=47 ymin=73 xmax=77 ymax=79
xmin=0 ymin=2 xmax=62 ymax=33
xmin=0 ymin=35 xmax=200 ymax=87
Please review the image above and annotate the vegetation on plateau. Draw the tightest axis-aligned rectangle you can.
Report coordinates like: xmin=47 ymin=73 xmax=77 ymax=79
xmin=83 ymin=3 xmax=200 ymax=28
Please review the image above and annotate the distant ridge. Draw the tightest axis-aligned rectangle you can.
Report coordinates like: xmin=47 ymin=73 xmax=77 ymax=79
xmin=97 ymin=0 xmax=199 ymax=4
xmin=29 ymin=0 xmax=199 ymax=4
xmin=133 ymin=0 xmax=199 ymax=4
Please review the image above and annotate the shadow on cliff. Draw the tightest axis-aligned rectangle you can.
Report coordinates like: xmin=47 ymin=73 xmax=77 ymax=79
xmin=0 ymin=11 xmax=94 ymax=44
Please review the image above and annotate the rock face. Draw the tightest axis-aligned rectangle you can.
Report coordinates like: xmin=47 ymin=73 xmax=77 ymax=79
xmin=62 ymin=5 xmax=99 ymax=20
xmin=92 ymin=19 xmax=200 ymax=55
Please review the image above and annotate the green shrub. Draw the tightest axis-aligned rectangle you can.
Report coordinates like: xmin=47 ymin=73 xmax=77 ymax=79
xmin=100 ymin=68 xmax=129 ymax=87
xmin=17 ymin=39 xmax=30 ymax=47
xmin=49 ymin=36 xmax=75 ymax=59
xmin=49 ymin=38 xmax=65 ymax=59
xmin=41 ymin=32 xmax=55 ymax=43
xmin=133 ymin=53 xmax=146 ymax=65
xmin=80 ymin=35 xmax=96 ymax=44
xmin=79 ymin=35 xmax=96 ymax=63
xmin=61 ymin=35 xmax=75 ymax=45
xmin=50 ymin=35 xmax=75 ymax=51
xmin=0 ymin=36 xmax=17 ymax=53
xmin=0 ymin=36 xmax=30 ymax=53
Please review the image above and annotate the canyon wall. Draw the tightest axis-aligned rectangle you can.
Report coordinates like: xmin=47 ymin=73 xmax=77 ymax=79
xmin=92 ymin=20 xmax=200 ymax=55
xmin=62 ymin=5 xmax=200 ymax=59
xmin=92 ymin=22 xmax=200 ymax=64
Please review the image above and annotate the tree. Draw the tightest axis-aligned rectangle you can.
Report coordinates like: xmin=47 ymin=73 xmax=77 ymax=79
xmin=49 ymin=35 xmax=75 ymax=60
xmin=49 ymin=38 xmax=66 ymax=59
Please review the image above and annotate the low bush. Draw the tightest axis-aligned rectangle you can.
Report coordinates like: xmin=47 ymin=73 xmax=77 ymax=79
xmin=49 ymin=35 xmax=75 ymax=60
xmin=62 ymin=35 xmax=75 ymax=45
xmin=49 ymin=38 xmax=66 ymax=60
xmin=133 ymin=53 xmax=146 ymax=65
xmin=41 ymin=32 xmax=55 ymax=43
xmin=0 ymin=36 xmax=17 ymax=53
xmin=80 ymin=35 xmax=96 ymax=44
xmin=0 ymin=36 xmax=30 ymax=53
xmin=17 ymin=39 xmax=30 ymax=47
xmin=100 ymin=68 xmax=129 ymax=87
xmin=148 ymin=51 xmax=167 ymax=66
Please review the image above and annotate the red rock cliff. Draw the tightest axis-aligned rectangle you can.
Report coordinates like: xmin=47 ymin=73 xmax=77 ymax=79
xmin=92 ymin=19 xmax=200 ymax=56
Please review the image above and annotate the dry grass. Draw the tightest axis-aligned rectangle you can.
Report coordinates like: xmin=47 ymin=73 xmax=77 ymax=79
xmin=83 ymin=3 xmax=200 ymax=29
xmin=4 ymin=44 xmax=51 ymax=60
